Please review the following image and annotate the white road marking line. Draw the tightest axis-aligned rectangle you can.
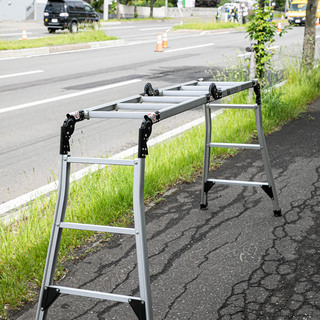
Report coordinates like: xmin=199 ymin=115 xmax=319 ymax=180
xmin=164 ymin=43 xmax=215 ymax=53
xmin=237 ymin=53 xmax=250 ymax=57
xmin=140 ymin=27 xmax=172 ymax=31
xmin=0 ymin=110 xmax=223 ymax=221
xmin=0 ymin=32 xmax=32 ymax=36
xmin=0 ymin=70 xmax=44 ymax=79
xmin=0 ymin=79 xmax=142 ymax=114
xmin=101 ymin=26 xmax=134 ymax=30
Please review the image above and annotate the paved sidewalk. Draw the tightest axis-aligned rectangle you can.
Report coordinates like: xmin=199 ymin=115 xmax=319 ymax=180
xmin=14 ymin=100 xmax=320 ymax=320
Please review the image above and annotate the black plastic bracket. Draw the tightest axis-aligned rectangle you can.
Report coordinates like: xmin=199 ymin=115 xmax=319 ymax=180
xmin=200 ymin=181 xmax=215 ymax=210
xmin=129 ymin=299 xmax=146 ymax=320
xmin=60 ymin=110 xmax=86 ymax=155
xmin=252 ymin=80 xmax=261 ymax=105
xmin=41 ymin=286 xmax=60 ymax=311
xmin=200 ymin=203 xmax=208 ymax=210
xmin=144 ymin=83 xmax=160 ymax=96
xmin=138 ymin=115 xmax=154 ymax=158
xmin=204 ymin=180 xmax=215 ymax=193
xmin=209 ymin=83 xmax=223 ymax=100
xmin=274 ymin=210 xmax=282 ymax=217
xmin=261 ymin=185 xmax=274 ymax=200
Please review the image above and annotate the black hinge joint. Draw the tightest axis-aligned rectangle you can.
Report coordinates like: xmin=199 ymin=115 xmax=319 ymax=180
xmin=261 ymin=185 xmax=274 ymax=200
xmin=209 ymin=83 xmax=223 ymax=100
xmin=129 ymin=299 xmax=146 ymax=320
xmin=60 ymin=110 xmax=86 ymax=155
xmin=252 ymin=80 xmax=261 ymax=105
xmin=41 ymin=286 xmax=60 ymax=311
xmin=138 ymin=115 xmax=155 ymax=158
xmin=144 ymin=83 xmax=160 ymax=96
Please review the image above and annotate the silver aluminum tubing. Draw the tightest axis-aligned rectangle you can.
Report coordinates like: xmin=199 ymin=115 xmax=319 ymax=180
xmin=35 ymin=155 xmax=71 ymax=320
xmin=208 ymin=103 xmax=257 ymax=109
xmin=218 ymin=81 xmax=254 ymax=97
xmin=89 ymin=110 xmax=146 ymax=119
xmin=59 ymin=222 xmax=136 ymax=235
xmin=158 ymin=95 xmax=208 ymax=121
xmin=209 ymin=143 xmax=261 ymax=149
xmin=180 ymin=85 xmax=210 ymax=91
xmin=162 ymin=90 xmax=209 ymax=96
xmin=49 ymin=285 xmax=139 ymax=303
xmin=133 ymin=158 xmax=153 ymax=319
xmin=208 ymin=179 xmax=268 ymax=187
xmin=67 ymin=157 xmax=134 ymax=166
xmin=159 ymin=80 xmax=198 ymax=92
xmin=141 ymin=96 xmax=192 ymax=103
xmin=117 ymin=103 xmax=172 ymax=110
xmin=197 ymin=81 xmax=253 ymax=86
xmin=89 ymin=94 xmax=142 ymax=112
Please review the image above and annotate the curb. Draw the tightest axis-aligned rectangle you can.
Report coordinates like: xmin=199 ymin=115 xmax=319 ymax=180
xmin=0 ymin=39 xmax=125 ymax=59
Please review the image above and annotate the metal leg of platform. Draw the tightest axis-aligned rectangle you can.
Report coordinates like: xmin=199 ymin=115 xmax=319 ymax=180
xmin=35 ymin=155 xmax=71 ymax=320
xmin=199 ymin=83 xmax=281 ymax=216
xmin=200 ymin=105 xmax=212 ymax=209
xmin=133 ymin=158 xmax=153 ymax=320
xmin=254 ymin=104 xmax=281 ymax=216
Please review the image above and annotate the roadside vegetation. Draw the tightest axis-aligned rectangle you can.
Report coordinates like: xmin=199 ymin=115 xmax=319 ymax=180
xmin=0 ymin=30 xmax=117 ymax=51
xmin=1 ymin=55 xmax=320 ymax=318
xmin=172 ymin=21 xmax=243 ymax=31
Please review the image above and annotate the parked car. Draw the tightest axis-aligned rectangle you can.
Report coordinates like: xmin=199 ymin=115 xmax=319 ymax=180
xmin=44 ymin=0 xmax=100 ymax=33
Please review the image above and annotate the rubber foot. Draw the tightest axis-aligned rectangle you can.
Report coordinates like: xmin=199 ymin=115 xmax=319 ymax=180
xmin=200 ymin=203 xmax=208 ymax=210
xmin=274 ymin=210 xmax=282 ymax=217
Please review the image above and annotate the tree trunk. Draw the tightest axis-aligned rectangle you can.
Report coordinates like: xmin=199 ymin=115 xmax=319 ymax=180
xmin=302 ymin=0 xmax=318 ymax=70
xmin=117 ymin=0 xmax=120 ymax=20
xmin=150 ymin=0 xmax=154 ymax=18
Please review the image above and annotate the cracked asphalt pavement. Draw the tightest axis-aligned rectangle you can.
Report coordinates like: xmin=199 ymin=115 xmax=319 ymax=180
xmin=15 ymin=99 xmax=320 ymax=320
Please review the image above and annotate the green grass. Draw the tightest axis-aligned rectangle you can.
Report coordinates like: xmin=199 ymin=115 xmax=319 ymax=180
xmin=0 ymin=30 xmax=117 ymax=51
xmin=172 ymin=21 xmax=245 ymax=31
xmin=1 ymin=62 xmax=320 ymax=318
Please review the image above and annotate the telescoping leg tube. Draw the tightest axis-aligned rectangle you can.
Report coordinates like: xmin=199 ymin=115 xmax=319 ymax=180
xmin=132 ymin=158 xmax=153 ymax=320
xmin=35 ymin=155 xmax=71 ymax=320
xmin=200 ymin=104 xmax=213 ymax=209
xmin=253 ymin=84 xmax=281 ymax=217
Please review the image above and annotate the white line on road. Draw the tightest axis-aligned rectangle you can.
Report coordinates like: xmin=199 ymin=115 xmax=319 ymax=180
xmin=0 ymin=70 xmax=43 ymax=79
xmin=237 ymin=53 xmax=250 ymax=57
xmin=101 ymin=26 xmax=134 ymax=30
xmin=0 ymin=32 xmax=32 ymax=36
xmin=140 ymin=27 xmax=172 ymax=31
xmin=0 ymin=79 xmax=142 ymax=114
xmin=164 ymin=43 xmax=215 ymax=53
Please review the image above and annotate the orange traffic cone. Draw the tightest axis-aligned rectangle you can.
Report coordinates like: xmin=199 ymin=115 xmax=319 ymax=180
xmin=155 ymin=32 xmax=163 ymax=52
xmin=277 ymin=22 xmax=282 ymax=34
xmin=316 ymin=17 xmax=320 ymax=26
xmin=162 ymin=30 xmax=169 ymax=48
xmin=281 ymin=14 xmax=284 ymax=20
xmin=22 ymin=28 xmax=27 ymax=40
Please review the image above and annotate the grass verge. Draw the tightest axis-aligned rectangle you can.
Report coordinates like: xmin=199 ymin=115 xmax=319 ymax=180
xmin=172 ymin=21 xmax=244 ymax=31
xmin=1 ymin=63 xmax=320 ymax=318
xmin=0 ymin=30 xmax=117 ymax=51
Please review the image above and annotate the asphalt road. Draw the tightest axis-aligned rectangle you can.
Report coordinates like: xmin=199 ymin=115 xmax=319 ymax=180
xmin=0 ymin=20 xmax=318 ymax=214
xmin=13 ymin=96 xmax=320 ymax=320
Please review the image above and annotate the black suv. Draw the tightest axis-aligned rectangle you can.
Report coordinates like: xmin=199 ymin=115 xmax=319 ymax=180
xmin=44 ymin=0 xmax=100 ymax=33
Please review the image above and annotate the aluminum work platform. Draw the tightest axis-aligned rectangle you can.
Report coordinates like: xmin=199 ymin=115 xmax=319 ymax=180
xmin=35 ymin=79 xmax=281 ymax=320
